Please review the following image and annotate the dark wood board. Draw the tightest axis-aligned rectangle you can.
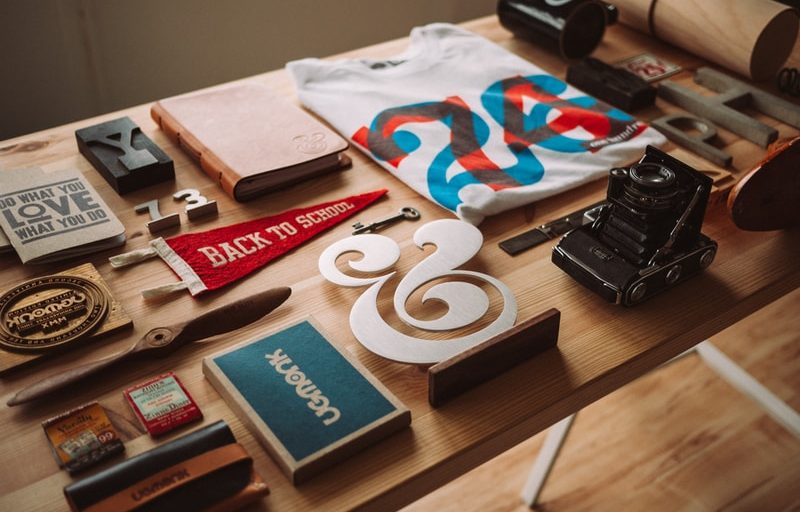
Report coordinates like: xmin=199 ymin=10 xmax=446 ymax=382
xmin=428 ymin=309 xmax=561 ymax=407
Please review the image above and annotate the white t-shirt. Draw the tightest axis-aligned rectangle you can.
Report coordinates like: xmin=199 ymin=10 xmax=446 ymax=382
xmin=287 ymin=23 xmax=665 ymax=224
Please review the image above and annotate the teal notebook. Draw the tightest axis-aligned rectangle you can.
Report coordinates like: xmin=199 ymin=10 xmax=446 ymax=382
xmin=203 ymin=318 xmax=410 ymax=483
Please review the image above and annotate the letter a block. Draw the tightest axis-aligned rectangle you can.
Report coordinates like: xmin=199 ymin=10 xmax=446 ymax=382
xmin=203 ymin=317 xmax=410 ymax=484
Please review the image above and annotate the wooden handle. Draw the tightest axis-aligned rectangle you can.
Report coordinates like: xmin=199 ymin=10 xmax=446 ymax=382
xmin=7 ymin=348 xmax=133 ymax=406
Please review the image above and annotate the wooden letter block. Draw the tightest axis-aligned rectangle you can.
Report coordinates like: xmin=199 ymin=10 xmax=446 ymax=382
xmin=428 ymin=309 xmax=560 ymax=407
xmin=652 ymin=114 xmax=732 ymax=168
xmin=203 ymin=318 xmax=411 ymax=484
xmin=658 ymin=67 xmax=800 ymax=148
xmin=76 ymin=116 xmax=174 ymax=194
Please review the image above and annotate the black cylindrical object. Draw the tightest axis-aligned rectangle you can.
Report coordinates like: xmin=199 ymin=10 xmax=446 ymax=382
xmin=497 ymin=0 xmax=616 ymax=60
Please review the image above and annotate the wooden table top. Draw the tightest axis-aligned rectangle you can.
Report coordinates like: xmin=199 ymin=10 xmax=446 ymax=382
xmin=1 ymin=15 xmax=798 ymax=512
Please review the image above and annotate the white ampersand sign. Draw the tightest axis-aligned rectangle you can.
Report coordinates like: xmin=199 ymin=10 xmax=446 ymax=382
xmin=318 ymin=219 xmax=517 ymax=364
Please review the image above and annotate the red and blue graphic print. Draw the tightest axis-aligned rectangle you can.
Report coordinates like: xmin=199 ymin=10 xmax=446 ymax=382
xmin=353 ymin=74 xmax=646 ymax=212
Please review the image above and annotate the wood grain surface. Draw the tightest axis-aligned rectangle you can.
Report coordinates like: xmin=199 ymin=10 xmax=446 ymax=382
xmin=405 ymin=288 xmax=800 ymax=511
xmin=0 ymin=15 xmax=798 ymax=512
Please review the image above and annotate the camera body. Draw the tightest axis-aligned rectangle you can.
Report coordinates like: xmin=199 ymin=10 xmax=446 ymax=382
xmin=552 ymin=146 xmax=717 ymax=306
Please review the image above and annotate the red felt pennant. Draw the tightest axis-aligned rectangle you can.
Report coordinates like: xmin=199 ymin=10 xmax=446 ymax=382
xmin=110 ymin=190 xmax=387 ymax=296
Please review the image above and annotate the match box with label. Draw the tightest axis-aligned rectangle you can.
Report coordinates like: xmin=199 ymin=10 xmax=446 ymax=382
xmin=123 ymin=372 xmax=203 ymax=436
xmin=42 ymin=401 xmax=124 ymax=474
xmin=202 ymin=317 xmax=411 ymax=484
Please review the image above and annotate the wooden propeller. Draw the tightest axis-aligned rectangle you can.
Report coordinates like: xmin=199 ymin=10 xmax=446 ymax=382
xmin=7 ymin=287 xmax=291 ymax=406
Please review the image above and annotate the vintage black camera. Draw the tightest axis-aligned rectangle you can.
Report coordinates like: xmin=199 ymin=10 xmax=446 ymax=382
xmin=552 ymin=146 xmax=717 ymax=306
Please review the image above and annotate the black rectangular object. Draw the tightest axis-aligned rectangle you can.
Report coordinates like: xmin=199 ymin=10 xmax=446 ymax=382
xmin=63 ymin=420 xmax=254 ymax=512
xmin=553 ymin=227 xmax=717 ymax=306
xmin=567 ymin=58 xmax=656 ymax=112
xmin=76 ymin=116 xmax=174 ymax=194
xmin=498 ymin=201 xmax=606 ymax=255
xmin=552 ymin=227 xmax=636 ymax=304
xmin=499 ymin=228 xmax=551 ymax=255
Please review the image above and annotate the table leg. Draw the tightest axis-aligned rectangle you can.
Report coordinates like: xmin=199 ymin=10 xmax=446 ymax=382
xmin=695 ymin=341 xmax=800 ymax=438
xmin=519 ymin=340 xmax=800 ymax=507
xmin=520 ymin=413 xmax=577 ymax=507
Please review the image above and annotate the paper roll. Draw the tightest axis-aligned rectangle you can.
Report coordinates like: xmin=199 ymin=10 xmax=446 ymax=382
xmin=616 ymin=0 xmax=654 ymax=32
xmin=614 ymin=0 xmax=799 ymax=81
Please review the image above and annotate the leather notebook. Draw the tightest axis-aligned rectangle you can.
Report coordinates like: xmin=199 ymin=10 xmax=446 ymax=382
xmin=151 ymin=82 xmax=350 ymax=201
xmin=63 ymin=420 xmax=269 ymax=512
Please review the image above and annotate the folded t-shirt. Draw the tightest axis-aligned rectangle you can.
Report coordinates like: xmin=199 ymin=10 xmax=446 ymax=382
xmin=288 ymin=23 xmax=666 ymax=224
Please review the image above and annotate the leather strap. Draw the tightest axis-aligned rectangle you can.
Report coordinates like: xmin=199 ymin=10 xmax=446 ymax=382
xmin=83 ymin=444 xmax=251 ymax=512
xmin=204 ymin=468 xmax=270 ymax=512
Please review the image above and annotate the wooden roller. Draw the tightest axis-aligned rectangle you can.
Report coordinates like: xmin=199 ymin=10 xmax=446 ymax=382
xmin=613 ymin=0 xmax=799 ymax=81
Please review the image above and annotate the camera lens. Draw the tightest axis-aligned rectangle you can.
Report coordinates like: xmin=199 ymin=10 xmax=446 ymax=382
xmin=629 ymin=163 xmax=675 ymax=189
xmin=618 ymin=162 xmax=680 ymax=215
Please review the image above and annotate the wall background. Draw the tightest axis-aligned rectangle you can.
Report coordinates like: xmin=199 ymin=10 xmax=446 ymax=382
xmin=0 ymin=0 xmax=496 ymax=140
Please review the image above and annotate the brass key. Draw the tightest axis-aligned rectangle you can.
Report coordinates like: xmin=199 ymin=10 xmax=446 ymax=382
xmin=352 ymin=207 xmax=421 ymax=235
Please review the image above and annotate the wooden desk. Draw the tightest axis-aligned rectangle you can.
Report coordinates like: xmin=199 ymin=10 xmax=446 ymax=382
xmin=1 ymin=15 xmax=798 ymax=512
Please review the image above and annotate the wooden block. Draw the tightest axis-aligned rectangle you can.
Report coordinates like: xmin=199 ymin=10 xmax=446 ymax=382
xmin=76 ymin=116 xmax=175 ymax=194
xmin=566 ymin=58 xmax=656 ymax=112
xmin=667 ymin=148 xmax=736 ymax=212
xmin=652 ymin=114 xmax=732 ymax=168
xmin=185 ymin=200 xmax=218 ymax=220
xmin=701 ymin=167 xmax=736 ymax=212
xmin=658 ymin=67 xmax=800 ymax=148
xmin=203 ymin=317 xmax=411 ymax=484
xmin=0 ymin=263 xmax=133 ymax=374
xmin=428 ymin=309 xmax=561 ymax=407
xmin=173 ymin=188 xmax=219 ymax=221
xmin=134 ymin=199 xmax=181 ymax=234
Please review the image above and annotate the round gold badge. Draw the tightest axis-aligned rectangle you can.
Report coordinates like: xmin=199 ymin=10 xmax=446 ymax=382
xmin=0 ymin=275 xmax=109 ymax=352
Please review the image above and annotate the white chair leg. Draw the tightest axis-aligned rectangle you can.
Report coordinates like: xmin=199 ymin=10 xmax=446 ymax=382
xmin=520 ymin=413 xmax=577 ymax=507
xmin=696 ymin=341 xmax=800 ymax=438
xmin=516 ymin=341 xmax=798 ymax=508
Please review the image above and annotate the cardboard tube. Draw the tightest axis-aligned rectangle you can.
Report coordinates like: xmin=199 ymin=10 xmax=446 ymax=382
xmin=615 ymin=0 xmax=655 ymax=33
xmin=614 ymin=0 xmax=799 ymax=81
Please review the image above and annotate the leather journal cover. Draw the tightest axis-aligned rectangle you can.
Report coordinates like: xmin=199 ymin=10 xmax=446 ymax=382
xmin=151 ymin=82 xmax=350 ymax=201
xmin=63 ymin=420 xmax=269 ymax=512
xmin=203 ymin=317 xmax=411 ymax=484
